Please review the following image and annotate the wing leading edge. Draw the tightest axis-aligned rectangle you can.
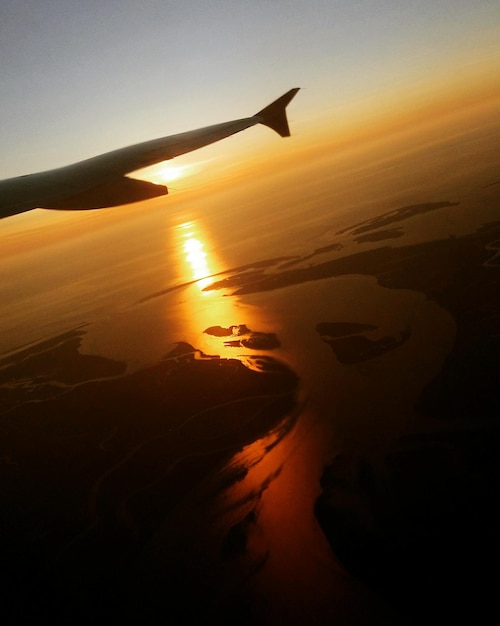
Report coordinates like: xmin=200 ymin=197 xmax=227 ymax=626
xmin=0 ymin=88 xmax=300 ymax=219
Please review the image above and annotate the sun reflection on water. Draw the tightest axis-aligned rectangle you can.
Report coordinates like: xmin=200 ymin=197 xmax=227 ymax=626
xmin=182 ymin=230 xmax=213 ymax=291
xmin=171 ymin=219 xmax=268 ymax=361
xmin=170 ymin=217 xmax=309 ymax=600
xmin=177 ymin=221 xmax=213 ymax=295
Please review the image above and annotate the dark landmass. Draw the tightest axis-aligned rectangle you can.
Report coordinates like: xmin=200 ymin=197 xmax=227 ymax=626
xmin=3 ymin=196 xmax=499 ymax=624
xmin=316 ymin=322 xmax=378 ymax=337
xmin=0 ymin=326 xmax=125 ymax=384
xmin=279 ymin=243 xmax=344 ymax=270
xmin=317 ymin=325 xmax=411 ymax=364
xmin=196 ymin=206 xmax=500 ymax=620
xmin=336 ymin=201 xmax=459 ymax=236
xmin=204 ymin=324 xmax=251 ymax=337
xmin=201 ymin=269 xmax=268 ymax=292
xmin=316 ymin=425 xmax=500 ymax=623
xmin=202 ymin=202 xmax=459 ymax=296
xmin=204 ymin=324 xmax=280 ymax=350
xmin=207 ymin=232 xmax=471 ymax=300
xmin=482 ymin=179 xmax=500 ymax=188
xmin=314 ymin=242 xmax=344 ymax=255
xmin=138 ymin=256 xmax=294 ymax=304
xmin=313 ymin=210 xmax=500 ymax=618
xmin=206 ymin=218 xmax=500 ymax=420
xmin=0 ymin=327 xmax=126 ymax=413
xmin=197 ymin=204 xmax=499 ymax=620
xmin=221 ymin=509 xmax=260 ymax=559
xmin=354 ymin=227 xmax=404 ymax=243
xmin=225 ymin=334 xmax=280 ymax=349
xmin=205 ymin=325 xmax=237 ymax=337
xmin=0 ymin=333 xmax=298 ymax=624
xmin=484 ymin=239 xmax=500 ymax=266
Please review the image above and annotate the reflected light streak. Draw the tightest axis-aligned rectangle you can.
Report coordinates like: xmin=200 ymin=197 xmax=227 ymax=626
xmin=178 ymin=222 xmax=213 ymax=291
xmin=171 ymin=219 xmax=267 ymax=362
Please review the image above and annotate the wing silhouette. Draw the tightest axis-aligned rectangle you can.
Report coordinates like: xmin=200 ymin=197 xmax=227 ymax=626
xmin=0 ymin=88 xmax=299 ymax=219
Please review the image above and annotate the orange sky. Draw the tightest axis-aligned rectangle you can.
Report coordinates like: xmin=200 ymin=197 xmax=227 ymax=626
xmin=1 ymin=54 xmax=499 ymax=262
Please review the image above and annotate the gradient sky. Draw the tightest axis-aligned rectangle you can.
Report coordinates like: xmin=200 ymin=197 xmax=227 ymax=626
xmin=1 ymin=0 xmax=499 ymax=181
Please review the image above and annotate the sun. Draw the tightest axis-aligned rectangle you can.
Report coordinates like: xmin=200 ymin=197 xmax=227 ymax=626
xmin=155 ymin=164 xmax=186 ymax=183
xmin=129 ymin=161 xmax=190 ymax=186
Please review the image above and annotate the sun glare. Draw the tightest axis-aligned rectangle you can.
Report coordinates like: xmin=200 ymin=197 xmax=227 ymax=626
xmin=184 ymin=236 xmax=209 ymax=281
xmin=176 ymin=222 xmax=214 ymax=291
xmin=156 ymin=164 xmax=186 ymax=183
xmin=130 ymin=162 xmax=191 ymax=186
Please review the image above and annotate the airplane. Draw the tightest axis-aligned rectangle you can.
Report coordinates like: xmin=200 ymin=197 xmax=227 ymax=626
xmin=0 ymin=88 xmax=299 ymax=220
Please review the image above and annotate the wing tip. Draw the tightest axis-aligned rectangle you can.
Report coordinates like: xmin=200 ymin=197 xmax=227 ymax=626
xmin=255 ymin=88 xmax=300 ymax=137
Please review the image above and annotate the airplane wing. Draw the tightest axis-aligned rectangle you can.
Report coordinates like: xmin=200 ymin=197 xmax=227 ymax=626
xmin=0 ymin=88 xmax=299 ymax=219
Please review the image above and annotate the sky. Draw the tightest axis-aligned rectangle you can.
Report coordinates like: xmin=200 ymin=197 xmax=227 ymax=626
xmin=1 ymin=0 xmax=499 ymax=182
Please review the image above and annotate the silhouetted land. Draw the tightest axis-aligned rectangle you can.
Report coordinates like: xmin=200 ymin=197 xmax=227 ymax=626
xmin=0 ymin=326 xmax=126 ymax=412
xmin=316 ymin=322 xmax=378 ymax=337
xmin=2 ymin=193 xmax=499 ymax=623
xmin=204 ymin=205 xmax=500 ymax=621
xmin=313 ymin=217 xmax=500 ymax=621
xmin=138 ymin=256 xmax=294 ymax=305
xmin=204 ymin=324 xmax=280 ymax=349
xmin=315 ymin=426 xmax=500 ymax=624
xmin=336 ymin=201 xmax=459 ymax=236
xmin=317 ymin=323 xmax=411 ymax=364
xmin=354 ymin=227 xmax=404 ymax=243
xmin=206 ymin=216 xmax=500 ymax=421
xmin=0 ymin=334 xmax=298 ymax=624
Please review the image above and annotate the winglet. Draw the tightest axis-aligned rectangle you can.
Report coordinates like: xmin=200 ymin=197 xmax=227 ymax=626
xmin=255 ymin=88 xmax=300 ymax=137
